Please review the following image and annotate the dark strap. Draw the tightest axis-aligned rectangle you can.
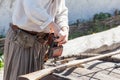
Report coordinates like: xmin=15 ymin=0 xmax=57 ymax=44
xmin=10 ymin=23 xmax=45 ymax=35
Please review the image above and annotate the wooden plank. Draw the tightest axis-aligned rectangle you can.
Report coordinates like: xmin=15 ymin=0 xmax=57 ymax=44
xmin=56 ymin=67 xmax=120 ymax=80
xmin=85 ymin=60 xmax=120 ymax=71
xmin=73 ymin=68 xmax=120 ymax=80
xmin=83 ymin=66 xmax=120 ymax=79
xmin=83 ymin=60 xmax=120 ymax=78
xmin=54 ymin=73 xmax=84 ymax=80
xmin=54 ymin=68 xmax=98 ymax=80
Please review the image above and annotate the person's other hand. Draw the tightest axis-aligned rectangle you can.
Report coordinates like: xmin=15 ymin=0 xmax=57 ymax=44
xmin=48 ymin=22 xmax=69 ymax=45
xmin=55 ymin=27 xmax=69 ymax=45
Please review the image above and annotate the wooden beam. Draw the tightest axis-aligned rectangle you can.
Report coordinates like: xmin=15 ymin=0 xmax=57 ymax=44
xmin=84 ymin=60 xmax=120 ymax=79
xmin=54 ymin=67 xmax=120 ymax=80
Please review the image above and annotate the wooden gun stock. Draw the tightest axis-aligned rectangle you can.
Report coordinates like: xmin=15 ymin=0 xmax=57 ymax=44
xmin=19 ymin=49 xmax=120 ymax=80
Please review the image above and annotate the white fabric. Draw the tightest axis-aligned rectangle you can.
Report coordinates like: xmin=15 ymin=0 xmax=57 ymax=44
xmin=12 ymin=0 xmax=69 ymax=33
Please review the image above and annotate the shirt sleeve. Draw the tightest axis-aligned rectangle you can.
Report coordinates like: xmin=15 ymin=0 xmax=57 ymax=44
xmin=55 ymin=0 xmax=69 ymax=29
xmin=23 ymin=0 xmax=52 ymax=30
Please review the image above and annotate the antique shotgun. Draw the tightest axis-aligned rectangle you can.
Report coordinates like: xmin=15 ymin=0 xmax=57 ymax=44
xmin=19 ymin=49 xmax=120 ymax=80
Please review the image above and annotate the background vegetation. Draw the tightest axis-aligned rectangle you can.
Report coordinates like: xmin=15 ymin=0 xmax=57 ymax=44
xmin=0 ymin=34 xmax=4 ymax=68
xmin=69 ymin=11 xmax=120 ymax=39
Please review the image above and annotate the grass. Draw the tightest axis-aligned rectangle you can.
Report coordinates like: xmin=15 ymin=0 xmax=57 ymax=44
xmin=0 ymin=34 xmax=4 ymax=68
xmin=0 ymin=50 xmax=3 ymax=68
xmin=0 ymin=61 xmax=4 ymax=68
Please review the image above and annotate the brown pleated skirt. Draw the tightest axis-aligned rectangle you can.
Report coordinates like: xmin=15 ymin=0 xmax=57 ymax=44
xmin=3 ymin=27 xmax=48 ymax=80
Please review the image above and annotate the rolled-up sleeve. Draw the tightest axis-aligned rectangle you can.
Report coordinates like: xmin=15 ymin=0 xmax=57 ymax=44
xmin=23 ymin=0 xmax=52 ymax=30
xmin=55 ymin=0 xmax=69 ymax=29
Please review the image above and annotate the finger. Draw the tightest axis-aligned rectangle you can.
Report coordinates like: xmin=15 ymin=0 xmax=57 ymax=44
xmin=59 ymin=39 xmax=67 ymax=44
xmin=59 ymin=41 xmax=66 ymax=45
xmin=58 ymin=41 xmax=66 ymax=45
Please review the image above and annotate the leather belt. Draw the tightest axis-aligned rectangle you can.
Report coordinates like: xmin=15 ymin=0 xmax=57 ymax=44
xmin=10 ymin=23 xmax=45 ymax=35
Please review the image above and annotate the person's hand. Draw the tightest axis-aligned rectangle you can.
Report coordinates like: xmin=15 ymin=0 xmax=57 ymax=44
xmin=55 ymin=27 xmax=69 ymax=45
xmin=48 ymin=22 xmax=69 ymax=45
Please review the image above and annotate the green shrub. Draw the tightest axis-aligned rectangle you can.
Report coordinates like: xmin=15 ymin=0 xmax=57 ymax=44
xmin=0 ymin=34 xmax=4 ymax=68
xmin=93 ymin=12 xmax=111 ymax=21
xmin=0 ymin=49 xmax=3 ymax=68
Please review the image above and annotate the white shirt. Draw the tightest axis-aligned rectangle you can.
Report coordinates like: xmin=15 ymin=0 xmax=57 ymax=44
xmin=12 ymin=0 xmax=69 ymax=33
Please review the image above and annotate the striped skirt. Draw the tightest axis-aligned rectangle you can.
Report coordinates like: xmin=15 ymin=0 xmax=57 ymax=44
xmin=3 ymin=27 xmax=48 ymax=80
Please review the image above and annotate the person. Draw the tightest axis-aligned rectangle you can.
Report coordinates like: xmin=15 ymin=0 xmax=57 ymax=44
xmin=3 ymin=0 xmax=69 ymax=80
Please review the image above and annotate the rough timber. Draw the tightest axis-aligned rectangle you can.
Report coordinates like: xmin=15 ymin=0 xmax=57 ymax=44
xmin=51 ymin=60 xmax=120 ymax=80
